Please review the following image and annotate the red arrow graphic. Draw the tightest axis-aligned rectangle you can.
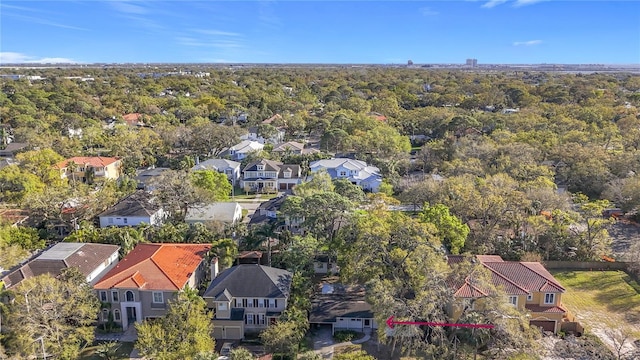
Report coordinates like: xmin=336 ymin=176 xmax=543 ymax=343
xmin=386 ymin=316 xmax=494 ymax=329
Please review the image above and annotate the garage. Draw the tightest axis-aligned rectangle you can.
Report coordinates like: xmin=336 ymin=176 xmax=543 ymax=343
xmin=213 ymin=326 xmax=243 ymax=340
xmin=530 ymin=320 xmax=556 ymax=333
xmin=279 ymin=183 xmax=287 ymax=190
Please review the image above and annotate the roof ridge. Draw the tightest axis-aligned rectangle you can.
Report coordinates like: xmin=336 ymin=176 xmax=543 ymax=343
xmin=482 ymin=262 xmax=531 ymax=293
xmin=520 ymin=262 xmax=565 ymax=291
xmin=150 ymin=245 xmax=183 ymax=290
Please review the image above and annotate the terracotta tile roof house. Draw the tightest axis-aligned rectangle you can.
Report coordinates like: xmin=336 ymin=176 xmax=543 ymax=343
xmin=447 ymin=255 xmax=568 ymax=333
xmin=203 ymin=264 xmax=292 ymax=340
xmin=1 ymin=242 xmax=120 ymax=289
xmin=98 ymin=190 xmax=166 ymax=227
xmin=54 ymin=156 xmax=122 ymax=181
xmin=93 ymin=243 xmax=211 ymax=330
xmin=122 ymin=113 xmax=146 ymax=127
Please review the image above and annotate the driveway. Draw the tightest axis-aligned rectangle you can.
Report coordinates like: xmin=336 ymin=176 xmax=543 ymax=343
xmin=312 ymin=325 xmax=335 ymax=359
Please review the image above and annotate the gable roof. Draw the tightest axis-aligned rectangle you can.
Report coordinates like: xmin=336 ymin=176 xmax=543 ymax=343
xmin=192 ymin=159 xmax=241 ymax=172
xmin=310 ymin=158 xmax=381 ymax=181
xmin=98 ymin=190 xmax=162 ymax=218
xmin=229 ymin=140 xmax=264 ymax=154
xmin=272 ymin=141 xmax=304 ymax=152
xmin=93 ymin=243 xmax=210 ymax=291
xmin=243 ymin=159 xmax=283 ymax=172
xmin=203 ymin=265 xmax=292 ymax=299
xmin=448 ymin=255 xmax=565 ymax=298
xmin=55 ymin=156 xmax=120 ymax=169
xmin=1 ymin=242 xmax=119 ymax=289
xmin=262 ymin=114 xmax=282 ymax=125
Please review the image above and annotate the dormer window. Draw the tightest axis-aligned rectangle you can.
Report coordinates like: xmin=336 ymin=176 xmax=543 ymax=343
xmin=284 ymin=170 xmax=292 ymax=178
xmin=257 ymin=165 xmax=265 ymax=171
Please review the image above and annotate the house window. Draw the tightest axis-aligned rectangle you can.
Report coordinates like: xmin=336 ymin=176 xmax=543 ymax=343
xmin=113 ymin=309 xmax=121 ymax=321
xmin=527 ymin=294 xmax=533 ymax=301
xmin=102 ymin=309 xmax=109 ymax=321
xmin=339 ymin=171 xmax=347 ymax=177
xmin=544 ymin=293 xmax=555 ymax=304
xmin=242 ymin=298 xmax=248 ymax=308
xmin=152 ymin=292 xmax=164 ymax=304
xmin=245 ymin=314 xmax=254 ymax=325
xmin=218 ymin=302 xmax=227 ymax=310
xmin=125 ymin=291 xmax=135 ymax=302
xmin=112 ymin=291 xmax=119 ymax=302
xmin=259 ymin=314 xmax=265 ymax=325
xmin=99 ymin=291 xmax=107 ymax=302
xmin=263 ymin=299 xmax=269 ymax=308
xmin=108 ymin=218 xmax=114 ymax=224
xmin=508 ymin=296 xmax=518 ymax=307
xmin=284 ymin=171 xmax=291 ymax=178
xmin=253 ymin=299 xmax=259 ymax=308
xmin=257 ymin=165 xmax=264 ymax=171
xmin=123 ymin=218 xmax=128 ymax=224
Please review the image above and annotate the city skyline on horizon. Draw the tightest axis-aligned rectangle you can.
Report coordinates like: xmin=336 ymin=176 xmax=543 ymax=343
xmin=1 ymin=1 xmax=639 ymax=65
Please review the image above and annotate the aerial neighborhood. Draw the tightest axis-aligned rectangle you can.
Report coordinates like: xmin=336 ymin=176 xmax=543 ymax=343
xmin=0 ymin=65 xmax=639 ymax=360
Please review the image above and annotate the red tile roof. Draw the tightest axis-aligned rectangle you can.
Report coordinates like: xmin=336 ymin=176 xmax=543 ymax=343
xmin=526 ymin=304 xmax=567 ymax=314
xmin=94 ymin=243 xmax=210 ymax=291
xmin=54 ymin=156 xmax=120 ymax=169
xmin=449 ymin=255 xmax=565 ymax=298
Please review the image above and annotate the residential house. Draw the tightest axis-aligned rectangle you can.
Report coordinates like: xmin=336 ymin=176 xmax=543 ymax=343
xmin=313 ymin=255 xmax=339 ymax=275
xmin=222 ymin=140 xmax=264 ymax=161
xmin=241 ymin=159 xmax=302 ymax=193
xmin=1 ymin=242 xmax=120 ymax=289
xmin=310 ymin=283 xmax=377 ymax=334
xmin=134 ymin=167 xmax=170 ymax=191
xmin=272 ymin=141 xmax=321 ymax=156
xmin=184 ymin=202 xmax=243 ymax=226
xmin=241 ymin=127 xmax=285 ymax=145
xmin=93 ymin=243 xmax=211 ymax=330
xmin=203 ymin=264 xmax=293 ymax=339
xmin=192 ymin=159 xmax=241 ymax=183
xmin=98 ymin=190 xmax=165 ymax=228
xmin=122 ymin=113 xmax=147 ymax=127
xmin=248 ymin=195 xmax=304 ymax=234
xmin=448 ymin=255 xmax=568 ymax=333
xmin=272 ymin=141 xmax=305 ymax=155
xmin=309 ymin=158 xmax=382 ymax=192
xmin=54 ymin=156 xmax=122 ymax=182
xmin=0 ymin=142 xmax=28 ymax=157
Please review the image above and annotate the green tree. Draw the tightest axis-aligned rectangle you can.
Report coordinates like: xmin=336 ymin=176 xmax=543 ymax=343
xmin=0 ymin=165 xmax=46 ymax=204
xmin=334 ymin=350 xmax=375 ymax=360
xmin=191 ymin=169 xmax=232 ymax=202
xmin=229 ymin=347 xmax=254 ymax=360
xmin=333 ymin=178 xmax=365 ymax=202
xmin=260 ymin=320 xmax=306 ymax=360
xmin=15 ymin=149 xmax=66 ymax=187
xmin=293 ymin=169 xmax=334 ymax=197
xmin=4 ymin=268 xmax=100 ymax=360
xmin=419 ymin=204 xmax=469 ymax=254
xmin=135 ymin=289 xmax=215 ymax=360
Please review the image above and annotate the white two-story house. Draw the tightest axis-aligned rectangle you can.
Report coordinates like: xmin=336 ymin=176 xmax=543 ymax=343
xmin=241 ymin=159 xmax=302 ymax=193
xmin=203 ymin=264 xmax=292 ymax=340
xmin=309 ymin=158 xmax=382 ymax=192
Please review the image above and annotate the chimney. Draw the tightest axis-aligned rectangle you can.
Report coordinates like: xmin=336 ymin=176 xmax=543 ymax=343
xmin=195 ymin=156 xmax=200 ymax=165
xmin=210 ymin=257 xmax=219 ymax=279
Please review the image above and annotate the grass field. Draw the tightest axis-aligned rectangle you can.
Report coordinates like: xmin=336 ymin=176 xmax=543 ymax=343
xmin=552 ymin=270 xmax=640 ymax=341
xmin=79 ymin=341 xmax=135 ymax=360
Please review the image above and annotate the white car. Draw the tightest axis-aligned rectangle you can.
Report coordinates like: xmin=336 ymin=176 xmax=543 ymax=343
xmin=217 ymin=342 xmax=233 ymax=360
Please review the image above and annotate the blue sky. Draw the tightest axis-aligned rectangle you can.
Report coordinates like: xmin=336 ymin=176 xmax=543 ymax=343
xmin=1 ymin=1 xmax=639 ymax=64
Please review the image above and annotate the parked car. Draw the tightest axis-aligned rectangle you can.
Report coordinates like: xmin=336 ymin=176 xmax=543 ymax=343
xmin=217 ymin=342 xmax=234 ymax=360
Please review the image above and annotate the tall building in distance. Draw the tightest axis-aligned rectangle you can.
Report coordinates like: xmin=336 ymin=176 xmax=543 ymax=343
xmin=465 ymin=58 xmax=478 ymax=67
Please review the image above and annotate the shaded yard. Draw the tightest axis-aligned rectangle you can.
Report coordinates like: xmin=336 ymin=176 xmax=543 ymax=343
xmin=79 ymin=341 xmax=135 ymax=360
xmin=552 ymin=270 xmax=640 ymax=350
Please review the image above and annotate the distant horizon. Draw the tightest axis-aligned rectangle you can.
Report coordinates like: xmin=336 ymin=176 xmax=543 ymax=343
xmin=1 ymin=1 xmax=639 ymax=65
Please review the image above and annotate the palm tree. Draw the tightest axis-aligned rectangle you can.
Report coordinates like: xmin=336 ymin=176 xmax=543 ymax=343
xmin=66 ymin=160 xmax=79 ymax=187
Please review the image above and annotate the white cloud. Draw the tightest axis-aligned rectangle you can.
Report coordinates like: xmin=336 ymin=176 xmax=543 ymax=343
xmin=513 ymin=40 xmax=543 ymax=46
xmin=5 ymin=13 xmax=87 ymax=30
xmin=193 ymin=29 xmax=242 ymax=37
xmin=514 ymin=0 xmax=548 ymax=7
xmin=482 ymin=0 xmax=508 ymax=8
xmin=420 ymin=7 xmax=439 ymax=16
xmin=108 ymin=0 xmax=148 ymax=15
xmin=0 ymin=52 xmax=78 ymax=64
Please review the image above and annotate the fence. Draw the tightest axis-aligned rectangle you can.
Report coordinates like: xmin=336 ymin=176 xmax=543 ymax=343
xmin=543 ymin=261 xmax=630 ymax=271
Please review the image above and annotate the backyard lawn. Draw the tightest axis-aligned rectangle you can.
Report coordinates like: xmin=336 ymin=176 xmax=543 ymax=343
xmin=79 ymin=341 xmax=135 ymax=360
xmin=552 ymin=270 xmax=640 ymax=342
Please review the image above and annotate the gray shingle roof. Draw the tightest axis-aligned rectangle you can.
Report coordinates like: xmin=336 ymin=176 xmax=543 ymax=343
xmin=203 ymin=265 xmax=292 ymax=299
xmin=98 ymin=190 xmax=162 ymax=217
